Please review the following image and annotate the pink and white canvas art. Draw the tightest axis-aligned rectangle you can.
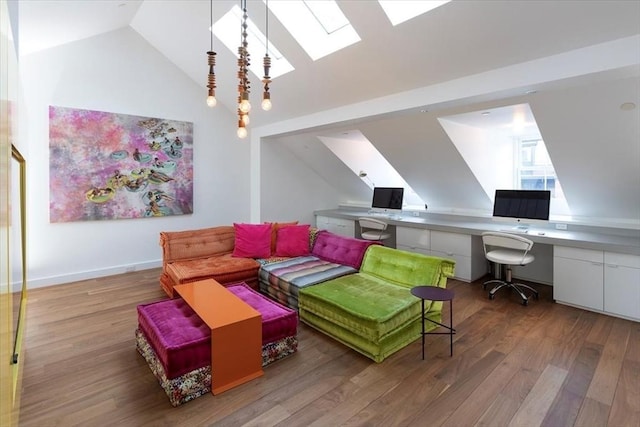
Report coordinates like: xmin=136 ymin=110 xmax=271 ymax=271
xmin=49 ymin=106 xmax=194 ymax=222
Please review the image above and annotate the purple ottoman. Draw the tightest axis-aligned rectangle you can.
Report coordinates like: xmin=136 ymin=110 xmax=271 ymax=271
xmin=227 ymin=282 xmax=298 ymax=345
xmin=137 ymin=298 xmax=210 ymax=379
xmin=136 ymin=282 xmax=298 ymax=406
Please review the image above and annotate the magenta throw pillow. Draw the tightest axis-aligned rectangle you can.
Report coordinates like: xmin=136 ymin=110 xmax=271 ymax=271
xmin=275 ymin=224 xmax=311 ymax=257
xmin=232 ymin=223 xmax=272 ymax=258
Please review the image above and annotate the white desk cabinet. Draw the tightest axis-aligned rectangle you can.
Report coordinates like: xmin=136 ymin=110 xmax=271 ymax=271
xmin=554 ymin=246 xmax=640 ymax=321
xmin=429 ymin=231 xmax=485 ymax=282
xmin=315 ymin=215 xmax=354 ymax=238
xmin=553 ymin=247 xmax=604 ymax=311
xmin=396 ymin=226 xmax=430 ymax=255
xmin=604 ymin=252 xmax=640 ymax=320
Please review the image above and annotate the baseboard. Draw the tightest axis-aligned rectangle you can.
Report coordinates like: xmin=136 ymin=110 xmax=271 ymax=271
xmin=26 ymin=260 xmax=162 ymax=289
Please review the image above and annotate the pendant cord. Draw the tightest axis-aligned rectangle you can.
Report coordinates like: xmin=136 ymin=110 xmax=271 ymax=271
xmin=210 ymin=0 xmax=213 ymax=51
xmin=265 ymin=0 xmax=269 ymax=55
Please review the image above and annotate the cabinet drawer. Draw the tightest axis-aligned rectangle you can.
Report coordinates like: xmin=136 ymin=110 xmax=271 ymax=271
xmin=430 ymin=250 xmax=470 ymax=281
xmin=315 ymin=216 xmax=330 ymax=228
xmin=554 ymin=246 xmax=603 ymax=263
xmin=316 ymin=216 xmax=354 ymax=237
xmin=605 ymin=252 xmax=640 ymax=268
xmin=397 ymin=244 xmax=430 ymax=256
xmin=431 ymin=231 xmax=471 ymax=256
xmin=396 ymin=227 xmax=430 ymax=249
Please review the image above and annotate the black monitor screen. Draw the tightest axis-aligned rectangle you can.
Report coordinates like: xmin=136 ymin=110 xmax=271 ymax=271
xmin=492 ymin=190 xmax=551 ymax=221
xmin=372 ymin=187 xmax=404 ymax=210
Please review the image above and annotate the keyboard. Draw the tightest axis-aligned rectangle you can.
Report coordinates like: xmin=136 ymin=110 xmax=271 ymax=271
xmin=500 ymin=228 xmax=529 ymax=234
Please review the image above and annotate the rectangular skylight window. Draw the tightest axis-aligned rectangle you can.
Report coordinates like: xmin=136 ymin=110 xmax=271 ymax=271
xmin=214 ymin=5 xmax=294 ymax=79
xmin=265 ymin=0 xmax=360 ymax=61
xmin=378 ymin=0 xmax=451 ymax=26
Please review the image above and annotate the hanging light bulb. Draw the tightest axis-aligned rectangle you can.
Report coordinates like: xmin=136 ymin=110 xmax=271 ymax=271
xmin=205 ymin=0 xmax=217 ymax=107
xmin=239 ymin=92 xmax=251 ymax=113
xmin=206 ymin=93 xmax=217 ymax=107
xmin=261 ymin=92 xmax=272 ymax=111
xmin=237 ymin=120 xmax=248 ymax=139
xmin=241 ymin=112 xmax=250 ymax=125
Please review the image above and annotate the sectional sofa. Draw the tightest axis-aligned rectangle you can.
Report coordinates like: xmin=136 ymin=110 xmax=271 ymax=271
xmin=157 ymin=223 xmax=456 ymax=363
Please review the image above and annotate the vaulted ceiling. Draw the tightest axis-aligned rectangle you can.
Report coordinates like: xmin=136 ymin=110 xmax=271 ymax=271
xmin=17 ymin=0 xmax=640 ymax=223
xmin=18 ymin=0 xmax=640 ymax=127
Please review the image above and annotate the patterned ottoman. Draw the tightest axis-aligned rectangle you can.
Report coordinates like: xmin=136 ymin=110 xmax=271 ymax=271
xmin=136 ymin=282 xmax=298 ymax=406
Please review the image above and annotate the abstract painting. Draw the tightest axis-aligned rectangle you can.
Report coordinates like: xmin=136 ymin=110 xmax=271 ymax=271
xmin=49 ymin=106 xmax=193 ymax=222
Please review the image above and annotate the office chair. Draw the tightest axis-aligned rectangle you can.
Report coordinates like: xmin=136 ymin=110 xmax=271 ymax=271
xmin=358 ymin=218 xmax=391 ymax=243
xmin=481 ymin=231 xmax=539 ymax=305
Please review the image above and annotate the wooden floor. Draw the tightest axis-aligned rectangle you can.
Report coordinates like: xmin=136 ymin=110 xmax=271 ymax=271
xmin=18 ymin=268 xmax=639 ymax=427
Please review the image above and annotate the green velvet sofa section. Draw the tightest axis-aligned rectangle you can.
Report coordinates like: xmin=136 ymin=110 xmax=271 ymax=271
xmin=298 ymin=245 xmax=455 ymax=363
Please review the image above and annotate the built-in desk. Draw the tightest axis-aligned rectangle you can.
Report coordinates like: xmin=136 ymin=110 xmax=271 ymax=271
xmin=316 ymin=209 xmax=640 ymax=255
xmin=315 ymin=209 xmax=640 ymax=322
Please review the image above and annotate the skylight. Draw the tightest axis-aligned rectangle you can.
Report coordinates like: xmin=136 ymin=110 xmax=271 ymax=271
xmin=265 ymin=0 xmax=360 ymax=61
xmin=214 ymin=5 xmax=294 ymax=79
xmin=378 ymin=0 xmax=451 ymax=26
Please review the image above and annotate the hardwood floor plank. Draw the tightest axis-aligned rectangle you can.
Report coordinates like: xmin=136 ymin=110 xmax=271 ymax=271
xmin=585 ymin=314 xmax=615 ymax=345
xmin=336 ymin=352 xmax=451 ymax=426
xmin=442 ymin=331 xmax=540 ymax=427
xmin=608 ymin=359 xmax=640 ymax=427
xmin=608 ymin=322 xmax=640 ymax=427
xmin=475 ymin=397 xmax=521 ymax=427
xmin=508 ymin=364 xmax=568 ymax=427
xmin=16 ymin=270 xmax=640 ymax=427
xmin=574 ymin=397 xmax=611 ymax=427
xmin=541 ymin=342 xmax=602 ymax=427
xmin=478 ymin=367 xmax=539 ymax=426
xmin=584 ymin=318 xmax=631 ymax=405
xmin=399 ymin=350 xmax=506 ymax=427
xmin=548 ymin=310 xmax=599 ymax=371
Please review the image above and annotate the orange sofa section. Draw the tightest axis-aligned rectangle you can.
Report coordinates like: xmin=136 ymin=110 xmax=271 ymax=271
xmin=159 ymin=226 xmax=261 ymax=297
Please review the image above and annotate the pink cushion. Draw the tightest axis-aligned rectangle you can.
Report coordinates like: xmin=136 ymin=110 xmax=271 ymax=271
xmin=227 ymin=282 xmax=298 ymax=344
xmin=275 ymin=224 xmax=311 ymax=257
xmin=311 ymin=230 xmax=381 ymax=270
xmin=265 ymin=221 xmax=298 ymax=254
xmin=232 ymin=223 xmax=272 ymax=258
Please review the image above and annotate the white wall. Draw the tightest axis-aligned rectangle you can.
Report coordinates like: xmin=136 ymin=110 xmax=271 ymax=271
xmin=19 ymin=28 xmax=251 ymax=288
xmin=260 ymin=136 xmax=346 ymax=226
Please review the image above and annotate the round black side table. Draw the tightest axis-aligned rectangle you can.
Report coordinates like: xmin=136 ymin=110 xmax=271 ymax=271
xmin=410 ymin=286 xmax=456 ymax=359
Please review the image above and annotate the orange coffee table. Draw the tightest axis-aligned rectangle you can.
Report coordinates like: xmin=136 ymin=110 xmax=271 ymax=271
xmin=174 ymin=279 xmax=263 ymax=394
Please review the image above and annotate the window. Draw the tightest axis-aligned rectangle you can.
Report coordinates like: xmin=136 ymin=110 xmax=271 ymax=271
xmin=438 ymin=102 xmax=570 ymax=216
xmin=517 ymin=139 xmax=555 ymax=194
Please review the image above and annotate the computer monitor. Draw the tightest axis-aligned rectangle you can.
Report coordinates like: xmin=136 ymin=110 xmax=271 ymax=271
xmin=492 ymin=189 xmax=550 ymax=232
xmin=371 ymin=187 xmax=404 ymax=214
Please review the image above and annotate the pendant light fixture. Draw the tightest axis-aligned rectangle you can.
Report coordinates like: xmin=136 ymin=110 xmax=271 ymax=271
xmin=205 ymin=0 xmax=217 ymax=107
xmin=237 ymin=0 xmax=250 ymax=138
xmin=206 ymin=0 xmax=273 ymax=138
xmin=261 ymin=0 xmax=272 ymax=111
